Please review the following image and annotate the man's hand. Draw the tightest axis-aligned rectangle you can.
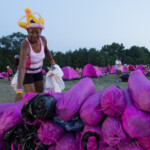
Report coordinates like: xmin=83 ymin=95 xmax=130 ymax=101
xmin=14 ymin=93 xmax=23 ymax=102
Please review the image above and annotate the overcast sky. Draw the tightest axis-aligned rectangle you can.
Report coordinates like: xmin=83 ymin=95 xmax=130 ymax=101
xmin=0 ymin=0 xmax=150 ymax=52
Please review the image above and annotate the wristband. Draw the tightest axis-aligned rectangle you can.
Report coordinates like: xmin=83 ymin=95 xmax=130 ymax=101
xmin=50 ymin=60 xmax=55 ymax=64
xmin=16 ymin=91 xmax=23 ymax=94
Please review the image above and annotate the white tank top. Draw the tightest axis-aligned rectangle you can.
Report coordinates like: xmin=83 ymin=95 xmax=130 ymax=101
xmin=25 ymin=37 xmax=45 ymax=74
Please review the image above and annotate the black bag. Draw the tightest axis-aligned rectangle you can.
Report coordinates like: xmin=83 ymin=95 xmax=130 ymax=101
xmin=22 ymin=132 xmax=49 ymax=150
xmin=21 ymin=94 xmax=57 ymax=123
xmin=52 ymin=114 xmax=84 ymax=132
xmin=120 ymin=74 xmax=129 ymax=82
xmin=81 ymin=132 xmax=100 ymax=150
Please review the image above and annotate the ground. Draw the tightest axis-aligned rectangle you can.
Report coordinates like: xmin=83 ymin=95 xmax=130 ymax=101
xmin=0 ymin=74 xmax=131 ymax=104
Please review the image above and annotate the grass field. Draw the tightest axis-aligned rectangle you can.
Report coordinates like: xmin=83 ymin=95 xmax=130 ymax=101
xmin=0 ymin=74 xmax=130 ymax=104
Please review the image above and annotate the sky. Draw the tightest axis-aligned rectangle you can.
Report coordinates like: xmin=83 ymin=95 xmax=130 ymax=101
xmin=0 ymin=0 xmax=150 ymax=52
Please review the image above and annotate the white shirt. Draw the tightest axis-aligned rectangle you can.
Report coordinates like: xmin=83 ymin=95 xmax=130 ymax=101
xmin=115 ymin=59 xmax=122 ymax=70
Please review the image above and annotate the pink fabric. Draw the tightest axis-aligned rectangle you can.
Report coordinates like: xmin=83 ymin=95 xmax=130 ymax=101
xmin=100 ymin=85 xmax=126 ymax=118
xmin=109 ymin=65 xmax=116 ymax=74
xmin=122 ymin=88 xmax=150 ymax=138
xmin=56 ymin=133 xmax=79 ymax=150
xmin=62 ymin=66 xmax=80 ymax=80
xmin=102 ymin=117 xmax=129 ymax=147
xmin=95 ymin=66 xmax=104 ymax=76
xmin=56 ymin=77 xmax=95 ymax=121
xmin=102 ymin=67 xmax=107 ymax=73
xmin=129 ymin=64 xmax=135 ymax=71
xmin=128 ymin=70 xmax=150 ymax=112
xmin=122 ymin=66 xmax=127 ymax=73
xmin=138 ymin=136 xmax=150 ymax=150
xmin=118 ymin=140 xmax=144 ymax=150
xmin=0 ymin=73 xmax=4 ymax=79
xmin=37 ymin=120 xmax=65 ymax=146
xmin=7 ymin=68 xmax=12 ymax=74
xmin=80 ymin=91 xmax=104 ymax=126
xmin=82 ymin=64 xmax=98 ymax=77
xmin=42 ymin=69 xmax=46 ymax=75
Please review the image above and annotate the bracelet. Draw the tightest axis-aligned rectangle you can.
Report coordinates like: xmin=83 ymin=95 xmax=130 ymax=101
xmin=50 ymin=60 xmax=55 ymax=64
xmin=17 ymin=89 xmax=23 ymax=92
xmin=16 ymin=91 xmax=23 ymax=94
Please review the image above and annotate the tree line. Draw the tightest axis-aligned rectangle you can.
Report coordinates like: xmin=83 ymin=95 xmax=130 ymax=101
xmin=0 ymin=32 xmax=150 ymax=72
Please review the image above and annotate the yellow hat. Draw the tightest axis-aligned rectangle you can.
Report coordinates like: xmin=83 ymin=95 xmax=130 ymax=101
xmin=18 ymin=8 xmax=44 ymax=29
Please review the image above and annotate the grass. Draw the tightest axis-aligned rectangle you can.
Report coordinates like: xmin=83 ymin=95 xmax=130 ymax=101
xmin=0 ymin=74 xmax=130 ymax=104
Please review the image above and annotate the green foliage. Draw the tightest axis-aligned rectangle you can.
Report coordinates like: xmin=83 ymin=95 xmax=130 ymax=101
xmin=0 ymin=32 xmax=150 ymax=72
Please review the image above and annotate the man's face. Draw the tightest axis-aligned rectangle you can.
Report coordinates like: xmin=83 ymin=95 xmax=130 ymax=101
xmin=27 ymin=28 xmax=42 ymax=43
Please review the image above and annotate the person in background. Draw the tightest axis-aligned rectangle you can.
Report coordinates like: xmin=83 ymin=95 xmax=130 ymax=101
xmin=115 ymin=57 xmax=122 ymax=82
xmin=15 ymin=8 xmax=55 ymax=102
xmin=13 ymin=55 xmax=20 ymax=74
xmin=7 ymin=66 xmax=13 ymax=82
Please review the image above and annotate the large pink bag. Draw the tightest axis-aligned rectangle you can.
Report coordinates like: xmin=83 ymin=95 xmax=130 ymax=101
xmin=100 ymin=85 xmax=125 ymax=118
xmin=122 ymin=88 xmax=150 ymax=138
xmin=0 ymin=104 xmax=22 ymax=140
xmin=0 ymin=101 xmax=22 ymax=117
xmin=118 ymin=140 xmax=144 ymax=150
xmin=37 ymin=120 xmax=65 ymax=146
xmin=56 ymin=77 xmax=95 ymax=121
xmin=80 ymin=91 xmax=104 ymax=126
xmin=137 ymin=136 xmax=150 ymax=150
xmin=56 ymin=133 xmax=79 ymax=150
xmin=102 ymin=117 xmax=129 ymax=147
xmin=128 ymin=70 xmax=150 ymax=112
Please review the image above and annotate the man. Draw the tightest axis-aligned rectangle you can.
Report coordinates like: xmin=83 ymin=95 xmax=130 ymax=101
xmin=115 ymin=57 xmax=122 ymax=82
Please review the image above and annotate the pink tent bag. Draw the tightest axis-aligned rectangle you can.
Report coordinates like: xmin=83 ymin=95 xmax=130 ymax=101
xmin=56 ymin=77 xmax=95 ymax=121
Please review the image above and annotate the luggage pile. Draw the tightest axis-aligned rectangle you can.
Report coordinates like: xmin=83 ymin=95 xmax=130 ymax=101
xmin=0 ymin=70 xmax=149 ymax=150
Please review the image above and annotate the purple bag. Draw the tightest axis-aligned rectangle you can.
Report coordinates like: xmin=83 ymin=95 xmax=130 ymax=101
xmin=80 ymin=124 xmax=103 ymax=150
xmin=102 ymin=117 xmax=129 ymax=147
xmin=56 ymin=133 xmax=79 ymax=150
xmin=128 ymin=70 xmax=150 ymax=112
xmin=100 ymin=85 xmax=125 ymax=118
xmin=56 ymin=77 xmax=95 ymax=121
xmin=137 ymin=136 xmax=150 ymax=150
xmin=105 ymin=147 xmax=119 ymax=150
xmin=80 ymin=91 xmax=104 ymax=126
xmin=122 ymin=88 xmax=150 ymax=138
xmin=0 ymin=101 xmax=22 ymax=117
xmin=48 ymin=145 xmax=56 ymax=150
xmin=0 ymin=104 xmax=22 ymax=140
xmin=0 ymin=140 xmax=5 ymax=150
xmin=37 ymin=120 xmax=65 ymax=146
xmin=118 ymin=140 xmax=144 ymax=150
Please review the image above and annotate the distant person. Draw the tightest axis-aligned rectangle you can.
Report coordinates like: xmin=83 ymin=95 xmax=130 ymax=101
xmin=115 ymin=57 xmax=122 ymax=82
xmin=13 ymin=55 xmax=20 ymax=73
xmin=107 ymin=64 xmax=111 ymax=74
xmin=7 ymin=66 xmax=13 ymax=82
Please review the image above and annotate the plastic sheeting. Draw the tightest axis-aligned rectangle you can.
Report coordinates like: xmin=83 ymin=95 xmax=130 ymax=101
xmin=52 ymin=114 xmax=84 ymax=132
xmin=21 ymin=94 xmax=56 ymax=123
